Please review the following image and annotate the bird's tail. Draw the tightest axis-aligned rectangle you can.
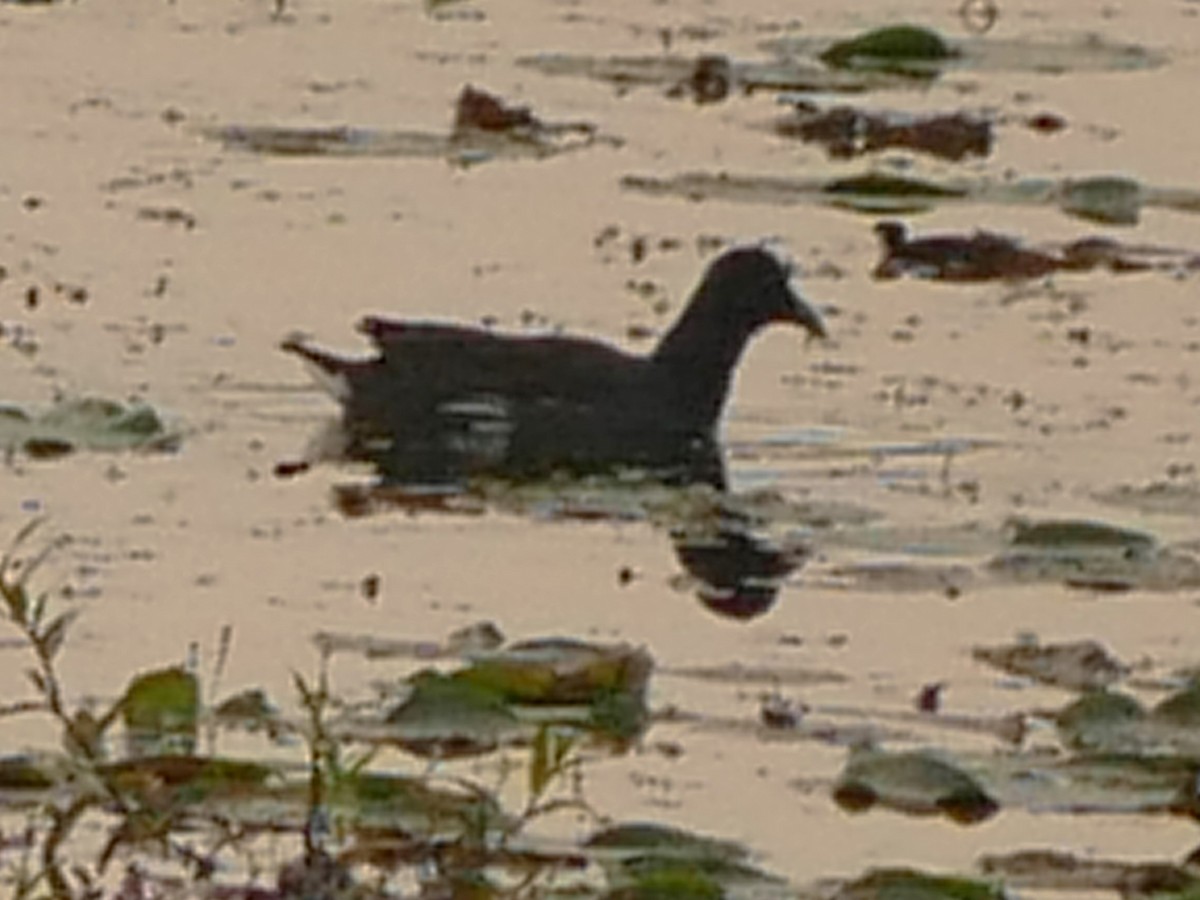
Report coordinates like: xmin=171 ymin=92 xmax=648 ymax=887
xmin=280 ymin=332 xmax=355 ymax=402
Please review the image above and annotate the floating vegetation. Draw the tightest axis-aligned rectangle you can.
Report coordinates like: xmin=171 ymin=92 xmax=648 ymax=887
xmin=5 ymin=512 xmax=1200 ymax=892
xmin=986 ymin=517 xmax=1200 ymax=592
xmin=823 ymin=560 xmax=976 ymax=595
xmin=1060 ymin=175 xmax=1143 ymax=225
xmin=972 ymin=638 xmax=1128 ymax=692
xmin=832 ymin=747 xmax=999 ymax=825
xmin=776 ymin=105 xmax=993 ymax=162
xmin=202 ymin=85 xmax=612 ymax=166
xmin=1095 ymin=480 xmax=1200 ymax=517
xmin=766 ymin=31 xmax=1167 ymax=75
xmin=120 ymin=665 xmax=200 ymax=757
xmin=978 ymin=849 xmax=1200 ymax=896
xmin=519 ymin=30 xmax=1164 ymax=102
xmin=0 ymin=523 xmax=687 ymax=896
xmin=977 ymin=751 xmax=1200 ymax=815
xmin=1053 ymin=681 xmax=1200 ymax=754
xmin=819 ymin=25 xmax=958 ymax=78
xmin=620 ymin=170 xmax=1200 ymax=223
xmin=586 ymin=823 xmax=786 ymax=895
xmin=382 ymin=671 xmax=524 ymax=758
xmin=516 ymin=52 xmax=897 ymax=98
xmin=832 ymin=868 xmax=1007 ymax=900
xmin=0 ymin=395 xmax=179 ymax=458
xmin=356 ymin=637 xmax=655 ymax=756
xmin=1056 ymin=690 xmax=1148 ymax=752
xmin=1005 ymin=517 xmax=1158 ymax=551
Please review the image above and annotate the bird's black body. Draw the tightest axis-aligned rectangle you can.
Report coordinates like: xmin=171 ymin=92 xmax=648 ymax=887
xmin=284 ymin=246 xmax=826 ymax=487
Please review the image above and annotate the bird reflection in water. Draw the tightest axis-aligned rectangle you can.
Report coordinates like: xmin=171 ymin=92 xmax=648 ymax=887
xmin=671 ymin=516 xmax=809 ymax=621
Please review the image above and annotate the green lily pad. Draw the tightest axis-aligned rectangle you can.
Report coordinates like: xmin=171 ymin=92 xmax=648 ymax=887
xmin=977 ymin=751 xmax=1198 ymax=815
xmin=383 ymin=671 xmax=522 ymax=758
xmin=973 ymin=638 xmax=1127 ymax=691
xmin=1151 ymin=680 xmax=1200 ymax=727
xmin=986 ymin=517 xmax=1200 ymax=591
xmin=768 ymin=32 xmax=1166 ymax=75
xmin=832 ymin=747 xmax=998 ymax=824
xmin=1060 ymin=176 xmax=1143 ymax=225
xmin=979 ymin=849 xmax=1200 ymax=895
xmin=1056 ymin=690 xmax=1147 ymax=751
xmin=461 ymin=638 xmax=653 ymax=706
xmin=820 ymin=25 xmax=957 ymax=77
xmin=120 ymin=666 xmax=200 ymax=757
xmin=587 ymin=823 xmax=784 ymax=896
xmin=605 ymin=869 xmax=725 ymax=900
xmin=329 ymin=771 xmax=509 ymax=836
xmin=1004 ymin=517 xmax=1157 ymax=550
xmin=620 ymin=171 xmax=971 ymax=216
xmin=833 ymin=868 xmax=1005 ymax=900
xmin=621 ymin=169 xmax=1200 ymax=225
xmin=0 ymin=396 xmax=179 ymax=457
xmin=986 ymin=545 xmax=1200 ymax=592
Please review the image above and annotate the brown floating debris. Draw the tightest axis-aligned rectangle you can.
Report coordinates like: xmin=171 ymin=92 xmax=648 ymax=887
xmin=205 ymin=85 xmax=607 ymax=165
xmin=915 ymin=682 xmax=945 ymax=713
xmin=776 ymin=104 xmax=993 ymax=161
xmin=453 ymin=84 xmax=541 ymax=133
xmin=1025 ymin=111 xmax=1068 ymax=134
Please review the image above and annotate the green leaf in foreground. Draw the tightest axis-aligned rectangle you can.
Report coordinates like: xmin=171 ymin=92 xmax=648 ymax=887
xmin=119 ymin=666 xmax=200 ymax=757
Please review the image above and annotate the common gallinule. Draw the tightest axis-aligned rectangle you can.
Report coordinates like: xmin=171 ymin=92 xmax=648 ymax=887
xmin=283 ymin=245 xmax=826 ymax=486
xmin=873 ymin=220 xmax=1059 ymax=281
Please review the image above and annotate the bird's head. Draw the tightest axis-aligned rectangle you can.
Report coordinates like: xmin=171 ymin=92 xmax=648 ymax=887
xmin=699 ymin=244 xmax=827 ymax=340
xmin=873 ymin=220 xmax=908 ymax=252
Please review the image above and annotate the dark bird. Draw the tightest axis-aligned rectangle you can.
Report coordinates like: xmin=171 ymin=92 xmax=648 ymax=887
xmin=873 ymin=220 xmax=1059 ymax=282
xmin=282 ymin=246 xmax=826 ymax=487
